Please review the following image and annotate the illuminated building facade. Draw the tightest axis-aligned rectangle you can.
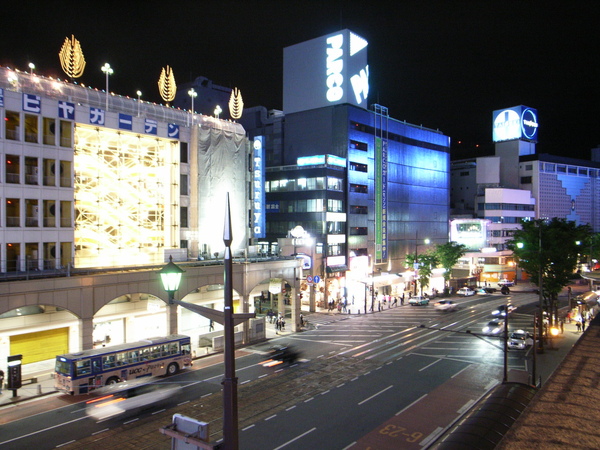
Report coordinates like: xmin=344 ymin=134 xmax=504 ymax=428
xmin=451 ymin=105 xmax=600 ymax=283
xmin=243 ymin=30 xmax=451 ymax=306
xmin=0 ymin=66 xmax=252 ymax=271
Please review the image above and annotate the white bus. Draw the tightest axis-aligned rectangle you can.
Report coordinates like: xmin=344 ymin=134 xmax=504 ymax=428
xmin=55 ymin=334 xmax=192 ymax=395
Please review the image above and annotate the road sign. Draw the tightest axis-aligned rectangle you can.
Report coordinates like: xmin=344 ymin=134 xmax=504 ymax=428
xmin=307 ymin=275 xmax=313 ymax=284
xmin=313 ymin=275 xmax=321 ymax=284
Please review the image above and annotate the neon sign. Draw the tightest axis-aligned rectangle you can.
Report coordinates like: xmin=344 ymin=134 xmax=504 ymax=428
xmin=253 ymin=137 xmax=266 ymax=238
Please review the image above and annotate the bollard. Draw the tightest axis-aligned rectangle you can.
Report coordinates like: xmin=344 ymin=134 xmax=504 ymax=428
xmin=37 ymin=384 xmax=42 ymax=395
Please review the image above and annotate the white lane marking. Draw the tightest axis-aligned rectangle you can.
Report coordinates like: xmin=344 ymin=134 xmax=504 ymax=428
xmin=273 ymin=427 xmax=317 ymax=450
xmin=358 ymin=385 xmax=394 ymax=406
xmin=419 ymin=358 xmax=442 ymax=372
xmin=396 ymin=393 xmax=428 ymax=415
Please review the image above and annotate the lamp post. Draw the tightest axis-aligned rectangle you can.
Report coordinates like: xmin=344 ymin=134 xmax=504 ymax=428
xmin=28 ymin=62 xmax=35 ymax=75
xmin=214 ymin=105 xmax=222 ymax=119
xmin=101 ymin=63 xmax=113 ymax=112
xmin=188 ymin=88 xmax=197 ymax=126
xmin=159 ymin=255 xmax=184 ymax=304
xmin=136 ymin=90 xmax=142 ymax=117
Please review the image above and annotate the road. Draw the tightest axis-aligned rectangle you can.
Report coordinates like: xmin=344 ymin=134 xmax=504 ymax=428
xmin=0 ymin=290 xmax=555 ymax=449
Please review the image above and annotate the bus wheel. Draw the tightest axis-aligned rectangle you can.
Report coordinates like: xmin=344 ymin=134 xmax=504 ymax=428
xmin=106 ymin=377 xmax=120 ymax=385
xmin=167 ymin=363 xmax=179 ymax=376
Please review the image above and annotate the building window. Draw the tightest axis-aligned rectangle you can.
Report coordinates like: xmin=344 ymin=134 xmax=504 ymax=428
xmin=5 ymin=111 xmax=20 ymax=140
xmin=350 ymin=205 xmax=368 ymax=214
xmin=349 ymin=161 xmax=368 ymax=172
xmin=327 ymin=199 xmax=343 ymax=212
xmin=25 ymin=199 xmax=39 ymax=227
xmin=350 ymin=183 xmax=368 ymax=194
xmin=180 ymin=142 xmax=189 ymax=163
xmin=43 ymin=117 xmax=56 ymax=145
xmin=44 ymin=200 xmax=56 ymax=227
xmin=180 ymin=174 xmax=188 ymax=195
xmin=24 ymin=114 xmax=39 ymax=143
xmin=349 ymin=227 xmax=368 ymax=235
xmin=59 ymin=161 xmax=72 ymax=187
xmin=59 ymin=120 xmax=72 ymax=147
xmin=327 ymin=177 xmax=343 ymax=191
xmin=521 ymin=176 xmax=532 ymax=184
xmin=180 ymin=207 xmax=188 ymax=228
xmin=349 ymin=139 xmax=368 ymax=151
xmin=5 ymin=155 xmax=20 ymax=184
xmin=6 ymin=199 xmax=20 ymax=227
xmin=60 ymin=201 xmax=72 ymax=227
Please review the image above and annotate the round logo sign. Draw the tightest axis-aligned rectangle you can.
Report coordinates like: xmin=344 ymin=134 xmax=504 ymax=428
xmin=313 ymin=275 xmax=321 ymax=284
xmin=520 ymin=108 xmax=538 ymax=140
xmin=306 ymin=275 xmax=313 ymax=284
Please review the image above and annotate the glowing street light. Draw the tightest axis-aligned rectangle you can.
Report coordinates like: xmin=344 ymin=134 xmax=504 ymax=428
xmin=101 ymin=63 xmax=113 ymax=111
xmin=136 ymin=90 xmax=142 ymax=117
xmin=188 ymin=88 xmax=197 ymax=126
xmin=214 ymin=104 xmax=222 ymax=119
xmin=159 ymin=256 xmax=184 ymax=304
xmin=28 ymin=62 xmax=35 ymax=74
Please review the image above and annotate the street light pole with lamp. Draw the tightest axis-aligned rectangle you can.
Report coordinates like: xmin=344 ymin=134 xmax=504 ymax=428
xmin=413 ymin=237 xmax=430 ymax=296
xmin=136 ymin=90 xmax=142 ymax=117
xmin=101 ymin=63 xmax=113 ymax=112
xmin=158 ymin=194 xmax=253 ymax=449
xmin=188 ymin=88 xmax=197 ymax=126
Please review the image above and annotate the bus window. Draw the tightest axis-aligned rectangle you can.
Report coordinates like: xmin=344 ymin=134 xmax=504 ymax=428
xmin=92 ymin=357 xmax=102 ymax=374
xmin=182 ymin=342 xmax=191 ymax=355
xmin=75 ymin=359 xmax=91 ymax=376
xmin=169 ymin=343 xmax=178 ymax=355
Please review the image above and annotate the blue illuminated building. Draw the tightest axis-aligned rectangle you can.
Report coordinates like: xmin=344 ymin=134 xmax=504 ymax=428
xmin=241 ymin=30 xmax=451 ymax=305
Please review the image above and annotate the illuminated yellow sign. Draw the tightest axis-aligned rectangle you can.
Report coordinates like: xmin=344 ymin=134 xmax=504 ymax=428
xmin=228 ymin=87 xmax=244 ymax=120
xmin=59 ymin=35 xmax=86 ymax=79
xmin=158 ymin=65 xmax=176 ymax=104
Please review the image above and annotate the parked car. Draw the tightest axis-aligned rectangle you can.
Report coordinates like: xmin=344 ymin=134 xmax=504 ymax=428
xmin=408 ymin=296 xmax=430 ymax=306
xmin=434 ymin=300 xmax=457 ymax=311
xmin=457 ymin=287 xmax=476 ymax=296
xmin=498 ymin=279 xmax=515 ymax=287
xmin=507 ymin=330 xmax=534 ymax=350
xmin=482 ymin=318 xmax=505 ymax=335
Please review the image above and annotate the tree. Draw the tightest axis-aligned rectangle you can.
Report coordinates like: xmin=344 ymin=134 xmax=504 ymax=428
xmin=406 ymin=251 xmax=439 ymax=296
xmin=434 ymin=242 xmax=468 ymax=293
xmin=507 ymin=218 xmax=592 ymax=327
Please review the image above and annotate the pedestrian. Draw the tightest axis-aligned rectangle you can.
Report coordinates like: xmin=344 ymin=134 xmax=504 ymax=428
xmin=560 ymin=319 xmax=564 ymax=334
xmin=300 ymin=313 xmax=305 ymax=327
xmin=582 ymin=316 xmax=586 ymax=332
xmin=281 ymin=317 xmax=286 ymax=330
xmin=566 ymin=311 xmax=571 ymax=323
xmin=576 ymin=320 xmax=581 ymax=332
xmin=401 ymin=293 xmax=405 ymax=306
xmin=0 ymin=369 xmax=4 ymax=394
xmin=378 ymin=300 xmax=381 ymax=312
xmin=209 ymin=320 xmax=214 ymax=332
xmin=392 ymin=297 xmax=397 ymax=306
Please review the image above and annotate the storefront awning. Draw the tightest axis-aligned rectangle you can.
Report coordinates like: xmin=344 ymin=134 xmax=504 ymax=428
xmin=326 ymin=264 xmax=349 ymax=274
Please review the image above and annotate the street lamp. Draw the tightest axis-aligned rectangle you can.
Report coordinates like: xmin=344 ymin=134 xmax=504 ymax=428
xmin=101 ymin=63 xmax=113 ymax=112
xmin=188 ymin=88 xmax=197 ymax=126
xmin=159 ymin=255 xmax=184 ymax=304
xmin=214 ymin=105 xmax=222 ymax=119
xmin=28 ymin=62 xmax=35 ymax=75
xmin=136 ymin=90 xmax=142 ymax=117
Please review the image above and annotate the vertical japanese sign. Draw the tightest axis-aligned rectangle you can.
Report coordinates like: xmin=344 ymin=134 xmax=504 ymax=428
xmin=253 ymin=136 xmax=266 ymax=238
xmin=375 ymin=137 xmax=388 ymax=264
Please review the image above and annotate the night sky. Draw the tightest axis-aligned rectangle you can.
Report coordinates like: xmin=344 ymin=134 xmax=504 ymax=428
xmin=2 ymin=1 xmax=598 ymax=159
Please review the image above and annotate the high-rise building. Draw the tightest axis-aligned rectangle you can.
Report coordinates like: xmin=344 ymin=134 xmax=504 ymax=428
xmin=242 ymin=30 xmax=451 ymax=306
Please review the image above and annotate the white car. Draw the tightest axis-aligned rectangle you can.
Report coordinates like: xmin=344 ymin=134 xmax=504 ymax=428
xmin=492 ymin=304 xmax=517 ymax=316
xmin=498 ymin=279 xmax=515 ymax=287
xmin=434 ymin=300 xmax=457 ymax=311
xmin=507 ymin=330 xmax=534 ymax=350
xmin=482 ymin=318 xmax=505 ymax=335
xmin=457 ymin=287 xmax=475 ymax=296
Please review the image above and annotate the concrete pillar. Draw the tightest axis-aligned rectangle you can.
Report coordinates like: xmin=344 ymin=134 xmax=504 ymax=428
xmin=167 ymin=303 xmax=178 ymax=335
xmin=80 ymin=317 xmax=94 ymax=351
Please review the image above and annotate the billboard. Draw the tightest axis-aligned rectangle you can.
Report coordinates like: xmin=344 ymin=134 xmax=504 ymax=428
xmin=284 ymin=29 xmax=369 ymax=114
xmin=492 ymin=105 xmax=538 ymax=142
xmin=253 ymin=137 xmax=266 ymax=238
